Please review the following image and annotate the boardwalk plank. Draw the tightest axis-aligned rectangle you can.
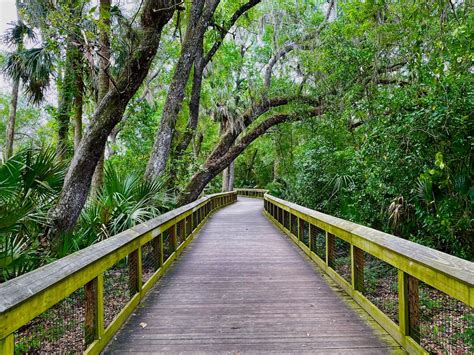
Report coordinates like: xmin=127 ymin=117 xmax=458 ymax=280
xmin=105 ymin=197 xmax=402 ymax=354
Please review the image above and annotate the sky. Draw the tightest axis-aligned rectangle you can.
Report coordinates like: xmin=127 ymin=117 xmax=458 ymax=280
xmin=0 ymin=0 xmax=17 ymax=93
xmin=0 ymin=0 xmax=16 ymax=35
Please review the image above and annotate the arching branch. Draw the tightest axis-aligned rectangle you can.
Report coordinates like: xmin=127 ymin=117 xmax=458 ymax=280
xmin=264 ymin=0 xmax=335 ymax=89
xmin=178 ymin=105 xmax=322 ymax=205
xmin=203 ymin=0 xmax=261 ymax=66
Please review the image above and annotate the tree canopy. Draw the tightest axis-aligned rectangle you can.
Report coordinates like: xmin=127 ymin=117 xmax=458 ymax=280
xmin=0 ymin=0 xmax=472 ymax=281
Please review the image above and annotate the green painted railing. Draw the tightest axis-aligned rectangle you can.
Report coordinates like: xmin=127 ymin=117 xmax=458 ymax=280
xmin=235 ymin=188 xmax=268 ymax=198
xmin=264 ymin=193 xmax=473 ymax=354
xmin=0 ymin=191 xmax=237 ymax=354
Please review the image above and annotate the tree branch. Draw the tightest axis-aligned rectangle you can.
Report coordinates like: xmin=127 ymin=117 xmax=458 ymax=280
xmin=264 ymin=0 xmax=335 ymax=89
xmin=203 ymin=0 xmax=261 ymax=66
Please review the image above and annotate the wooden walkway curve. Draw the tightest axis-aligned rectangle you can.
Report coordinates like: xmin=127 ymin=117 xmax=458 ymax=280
xmin=105 ymin=197 xmax=403 ymax=354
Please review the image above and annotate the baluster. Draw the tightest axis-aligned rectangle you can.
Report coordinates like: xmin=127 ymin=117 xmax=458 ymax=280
xmin=187 ymin=215 xmax=192 ymax=237
xmin=351 ymin=245 xmax=364 ymax=292
xmin=128 ymin=248 xmax=142 ymax=295
xmin=288 ymin=211 xmax=293 ymax=235
xmin=399 ymin=271 xmax=420 ymax=342
xmin=326 ymin=232 xmax=336 ymax=269
xmin=298 ymin=218 xmax=304 ymax=242
xmin=309 ymin=224 xmax=315 ymax=254
xmin=170 ymin=223 xmax=177 ymax=253
xmin=84 ymin=274 xmax=104 ymax=345
xmin=151 ymin=234 xmax=161 ymax=267
xmin=0 ymin=334 xmax=14 ymax=354
xmin=179 ymin=219 xmax=185 ymax=244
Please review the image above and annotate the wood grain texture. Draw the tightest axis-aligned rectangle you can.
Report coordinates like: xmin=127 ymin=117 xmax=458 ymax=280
xmin=0 ymin=192 xmax=236 ymax=314
xmin=265 ymin=194 xmax=474 ymax=305
xmin=105 ymin=197 xmax=401 ymax=354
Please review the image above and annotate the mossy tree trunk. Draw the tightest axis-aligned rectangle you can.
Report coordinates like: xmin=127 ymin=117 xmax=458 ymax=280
xmin=47 ymin=0 xmax=180 ymax=241
xmin=91 ymin=0 xmax=112 ymax=194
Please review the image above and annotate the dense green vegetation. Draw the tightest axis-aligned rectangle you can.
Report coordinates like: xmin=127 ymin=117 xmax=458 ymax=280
xmin=0 ymin=0 xmax=472 ymax=282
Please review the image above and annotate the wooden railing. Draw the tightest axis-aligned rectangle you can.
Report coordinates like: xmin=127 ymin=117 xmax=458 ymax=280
xmin=264 ymin=193 xmax=473 ymax=355
xmin=0 ymin=191 xmax=237 ymax=354
xmin=235 ymin=188 xmax=268 ymax=198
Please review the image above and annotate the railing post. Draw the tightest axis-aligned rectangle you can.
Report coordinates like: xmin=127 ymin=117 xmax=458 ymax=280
xmin=309 ymin=224 xmax=315 ymax=254
xmin=0 ymin=334 xmax=14 ymax=354
xmin=289 ymin=211 xmax=292 ymax=234
xmin=326 ymin=232 xmax=336 ymax=268
xmin=398 ymin=271 xmax=420 ymax=342
xmin=187 ymin=215 xmax=192 ymax=237
xmin=151 ymin=234 xmax=161 ymax=267
xmin=85 ymin=273 xmax=104 ymax=345
xmin=179 ymin=219 xmax=185 ymax=244
xmin=128 ymin=248 xmax=142 ymax=295
xmin=170 ymin=223 xmax=177 ymax=253
xmin=351 ymin=245 xmax=364 ymax=292
xmin=298 ymin=218 xmax=304 ymax=242
xmin=159 ymin=232 xmax=164 ymax=266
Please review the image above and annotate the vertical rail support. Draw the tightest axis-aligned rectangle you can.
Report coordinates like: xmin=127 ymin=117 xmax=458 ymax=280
xmin=298 ymin=218 xmax=304 ymax=242
xmin=128 ymin=248 xmax=142 ymax=295
xmin=159 ymin=233 xmax=164 ymax=266
xmin=84 ymin=273 xmax=104 ymax=345
xmin=170 ymin=223 xmax=177 ymax=253
xmin=399 ymin=271 xmax=421 ymax=342
xmin=326 ymin=232 xmax=336 ymax=269
xmin=0 ymin=334 xmax=14 ymax=355
xmin=289 ymin=211 xmax=292 ymax=235
xmin=152 ymin=234 xmax=161 ymax=268
xmin=309 ymin=224 xmax=315 ymax=254
xmin=179 ymin=219 xmax=185 ymax=245
xmin=186 ymin=215 xmax=192 ymax=237
xmin=351 ymin=245 xmax=364 ymax=292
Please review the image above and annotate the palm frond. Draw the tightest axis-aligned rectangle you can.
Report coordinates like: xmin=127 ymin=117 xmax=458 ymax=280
xmin=2 ymin=47 xmax=54 ymax=104
xmin=2 ymin=21 xmax=35 ymax=47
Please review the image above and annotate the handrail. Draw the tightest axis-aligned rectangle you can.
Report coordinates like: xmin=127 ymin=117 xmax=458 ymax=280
xmin=264 ymin=193 xmax=473 ymax=355
xmin=235 ymin=188 xmax=268 ymax=198
xmin=0 ymin=191 xmax=237 ymax=354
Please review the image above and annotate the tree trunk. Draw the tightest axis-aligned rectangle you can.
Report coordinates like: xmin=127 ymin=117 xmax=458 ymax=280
xmin=178 ymin=102 xmax=320 ymax=205
xmin=222 ymin=167 xmax=229 ymax=192
xmin=56 ymin=40 xmax=76 ymax=159
xmin=175 ymin=39 xmax=204 ymax=156
xmin=178 ymin=113 xmax=294 ymax=205
xmin=145 ymin=0 xmax=219 ymax=181
xmin=73 ymin=64 xmax=83 ymax=151
xmin=193 ymin=131 xmax=203 ymax=159
xmin=4 ymin=78 xmax=19 ymax=160
xmin=91 ymin=0 xmax=111 ymax=194
xmin=47 ymin=0 xmax=179 ymax=240
xmin=221 ymin=161 xmax=234 ymax=192
xmin=173 ymin=0 xmax=262 ymax=160
xmin=245 ymin=149 xmax=257 ymax=183
xmin=228 ymin=161 xmax=234 ymax=191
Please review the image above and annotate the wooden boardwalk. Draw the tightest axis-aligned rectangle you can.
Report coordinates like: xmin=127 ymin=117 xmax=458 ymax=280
xmin=105 ymin=197 xmax=402 ymax=354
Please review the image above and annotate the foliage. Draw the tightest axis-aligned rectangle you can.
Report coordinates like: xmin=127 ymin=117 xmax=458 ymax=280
xmin=240 ymin=1 xmax=474 ymax=259
xmin=0 ymin=147 xmax=65 ymax=281
xmin=0 ymin=148 xmax=171 ymax=280
xmin=0 ymin=0 xmax=472 ymax=285
xmin=58 ymin=164 xmax=170 ymax=257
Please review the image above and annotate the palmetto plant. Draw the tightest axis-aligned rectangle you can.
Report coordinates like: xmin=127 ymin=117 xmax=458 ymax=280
xmin=0 ymin=147 xmax=66 ymax=281
xmin=75 ymin=164 xmax=168 ymax=250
